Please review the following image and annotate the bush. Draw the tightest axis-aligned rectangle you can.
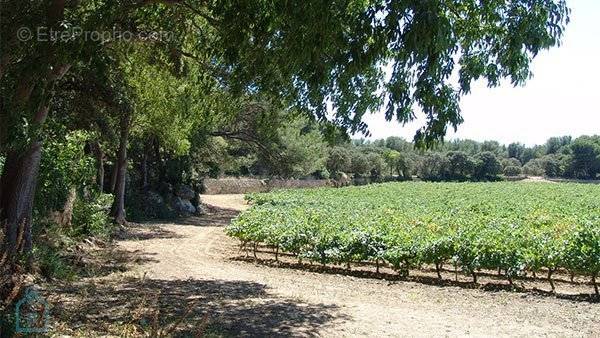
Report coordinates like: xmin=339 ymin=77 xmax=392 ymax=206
xmin=366 ymin=152 xmax=385 ymax=179
xmin=473 ymin=151 xmax=502 ymax=180
xmin=33 ymin=243 xmax=76 ymax=281
xmin=71 ymin=192 xmax=114 ymax=238
xmin=445 ymin=151 xmax=475 ymax=180
xmin=126 ymin=189 xmax=177 ymax=221
xmin=523 ymin=159 xmax=545 ymax=176
xmin=326 ymin=146 xmax=352 ymax=174
xmin=565 ymin=137 xmax=600 ymax=179
xmin=350 ymin=151 xmax=370 ymax=178
xmin=36 ymin=128 xmax=96 ymax=217
xmin=503 ymin=165 xmax=523 ymax=176
xmin=502 ymin=158 xmax=523 ymax=176
xmin=539 ymin=155 xmax=564 ymax=177
xmin=417 ymin=153 xmax=449 ymax=181
xmin=312 ymin=168 xmax=330 ymax=180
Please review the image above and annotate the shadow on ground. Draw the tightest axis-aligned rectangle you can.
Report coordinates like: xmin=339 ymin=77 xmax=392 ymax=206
xmin=114 ymin=224 xmax=184 ymax=241
xmin=134 ymin=206 xmax=241 ymax=229
xmin=66 ymin=244 xmax=159 ymax=278
xmin=232 ymin=256 xmax=600 ymax=304
xmin=48 ymin=277 xmax=346 ymax=337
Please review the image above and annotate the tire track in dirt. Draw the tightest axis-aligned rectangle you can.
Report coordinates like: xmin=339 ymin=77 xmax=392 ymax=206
xmin=115 ymin=194 xmax=600 ymax=337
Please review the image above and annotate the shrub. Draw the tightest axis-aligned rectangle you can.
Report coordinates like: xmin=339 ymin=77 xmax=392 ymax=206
xmin=503 ymin=165 xmax=523 ymax=177
xmin=366 ymin=153 xmax=385 ymax=179
xmin=71 ymin=192 xmax=114 ymax=238
xmin=445 ymin=151 xmax=476 ymax=180
xmin=350 ymin=151 xmax=370 ymax=178
xmin=312 ymin=168 xmax=330 ymax=180
xmin=36 ymin=128 xmax=95 ymax=217
xmin=473 ymin=151 xmax=502 ymax=180
xmin=417 ymin=153 xmax=449 ymax=181
xmin=326 ymin=147 xmax=352 ymax=174
xmin=523 ymin=159 xmax=545 ymax=176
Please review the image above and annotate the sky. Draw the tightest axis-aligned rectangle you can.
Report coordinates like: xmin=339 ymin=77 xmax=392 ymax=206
xmin=363 ymin=0 xmax=600 ymax=147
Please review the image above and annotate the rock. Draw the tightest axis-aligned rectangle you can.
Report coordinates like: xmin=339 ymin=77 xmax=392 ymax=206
xmin=334 ymin=172 xmax=351 ymax=187
xmin=157 ymin=182 xmax=173 ymax=196
xmin=195 ymin=204 xmax=209 ymax=215
xmin=146 ymin=190 xmax=164 ymax=205
xmin=171 ymin=196 xmax=196 ymax=215
xmin=176 ymin=185 xmax=195 ymax=200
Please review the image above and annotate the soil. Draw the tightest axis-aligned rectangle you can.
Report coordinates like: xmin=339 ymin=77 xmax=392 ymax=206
xmin=47 ymin=194 xmax=600 ymax=337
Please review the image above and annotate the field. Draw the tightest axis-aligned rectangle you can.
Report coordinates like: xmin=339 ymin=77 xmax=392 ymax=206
xmin=226 ymin=182 xmax=600 ymax=294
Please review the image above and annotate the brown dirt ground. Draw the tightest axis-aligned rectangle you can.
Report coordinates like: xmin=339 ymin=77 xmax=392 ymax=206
xmin=46 ymin=194 xmax=600 ymax=337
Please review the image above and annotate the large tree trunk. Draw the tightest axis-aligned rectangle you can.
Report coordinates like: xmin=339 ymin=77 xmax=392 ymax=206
xmin=110 ymin=161 xmax=118 ymax=193
xmin=0 ymin=142 xmax=42 ymax=260
xmin=110 ymin=113 xmax=130 ymax=225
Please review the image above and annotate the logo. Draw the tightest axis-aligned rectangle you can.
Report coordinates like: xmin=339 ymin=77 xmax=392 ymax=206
xmin=15 ymin=288 xmax=49 ymax=333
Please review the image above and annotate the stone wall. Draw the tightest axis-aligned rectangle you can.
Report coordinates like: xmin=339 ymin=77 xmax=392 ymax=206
xmin=202 ymin=177 xmax=334 ymax=194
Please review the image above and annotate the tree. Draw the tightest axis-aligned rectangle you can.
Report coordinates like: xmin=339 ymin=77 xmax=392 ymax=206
xmin=566 ymin=137 xmax=600 ymax=179
xmin=350 ymin=151 xmax=371 ymax=178
xmin=0 ymin=0 xmax=571 ymax=266
xmin=521 ymin=146 xmax=546 ymax=164
xmin=474 ymin=152 xmax=502 ymax=180
xmin=539 ymin=154 xmax=565 ymax=177
xmin=445 ymin=151 xmax=475 ymax=180
xmin=418 ymin=153 xmax=449 ymax=181
xmin=327 ymin=147 xmax=352 ymax=174
xmin=502 ymin=158 xmax=523 ymax=177
xmin=508 ymin=143 xmax=526 ymax=162
xmin=545 ymin=136 xmax=572 ymax=155
xmin=523 ymin=159 xmax=546 ymax=176
xmin=383 ymin=149 xmax=401 ymax=176
xmin=267 ymin=117 xmax=328 ymax=178
xmin=396 ymin=153 xmax=417 ymax=180
xmin=366 ymin=152 xmax=385 ymax=179
xmin=481 ymin=141 xmax=504 ymax=156
xmin=384 ymin=137 xmax=412 ymax=152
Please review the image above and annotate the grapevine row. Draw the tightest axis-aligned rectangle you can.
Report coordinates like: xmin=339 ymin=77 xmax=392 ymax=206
xmin=226 ymin=182 xmax=600 ymax=295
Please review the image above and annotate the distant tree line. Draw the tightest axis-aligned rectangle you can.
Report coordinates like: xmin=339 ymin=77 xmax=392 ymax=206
xmin=196 ymin=132 xmax=600 ymax=182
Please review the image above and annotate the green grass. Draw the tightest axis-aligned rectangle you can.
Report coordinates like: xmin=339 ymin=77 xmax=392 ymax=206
xmin=226 ymin=182 xmax=600 ymax=292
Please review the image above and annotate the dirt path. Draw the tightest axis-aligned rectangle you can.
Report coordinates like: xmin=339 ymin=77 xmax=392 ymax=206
xmin=94 ymin=195 xmax=600 ymax=337
xmin=50 ymin=194 xmax=599 ymax=337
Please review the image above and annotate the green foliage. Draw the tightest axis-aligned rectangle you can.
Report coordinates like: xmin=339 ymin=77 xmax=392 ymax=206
xmin=508 ymin=143 xmax=526 ymax=161
xmin=546 ymin=136 xmax=572 ymax=155
xmin=272 ymin=117 xmax=328 ymax=178
xmin=503 ymin=165 xmax=523 ymax=177
xmin=125 ymin=189 xmax=177 ymax=222
xmin=383 ymin=149 xmax=400 ymax=176
xmin=417 ymin=153 xmax=449 ymax=181
xmin=36 ymin=127 xmax=96 ymax=216
xmin=523 ymin=159 xmax=546 ymax=176
xmin=473 ymin=152 xmax=502 ymax=180
xmin=566 ymin=136 xmax=600 ymax=179
xmin=366 ymin=152 xmax=385 ymax=179
xmin=313 ymin=168 xmax=330 ymax=180
xmin=229 ymin=182 xmax=600 ymax=283
xmin=502 ymin=158 xmax=523 ymax=176
xmin=33 ymin=243 xmax=76 ymax=281
xmin=445 ymin=151 xmax=476 ymax=180
xmin=350 ymin=151 xmax=371 ymax=178
xmin=71 ymin=193 xmax=114 ymax=238
xmin=326 ymin=147 xmax=353 ymax=174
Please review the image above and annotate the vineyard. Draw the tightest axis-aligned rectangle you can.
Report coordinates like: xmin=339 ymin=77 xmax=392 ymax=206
xmin=226 ymin=182 xmax=600 ymax=295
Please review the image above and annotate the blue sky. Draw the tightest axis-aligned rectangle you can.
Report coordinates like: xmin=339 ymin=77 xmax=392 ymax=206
xmin=364 ymin=0 xmax=600 ymax=146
